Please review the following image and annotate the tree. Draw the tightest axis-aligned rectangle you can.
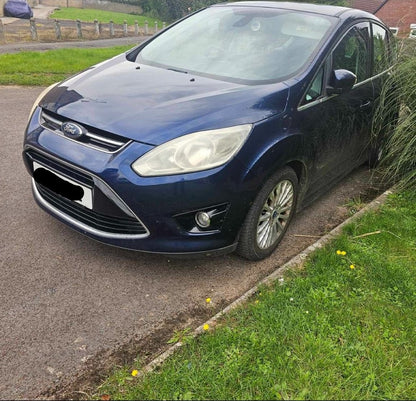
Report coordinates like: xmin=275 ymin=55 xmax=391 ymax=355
xmin=138 ymin=0 xmax=347 ymax=22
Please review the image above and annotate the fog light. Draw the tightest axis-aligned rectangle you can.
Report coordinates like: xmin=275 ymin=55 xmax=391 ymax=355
xmin=195 ymin=211 xmax=211 ymax=228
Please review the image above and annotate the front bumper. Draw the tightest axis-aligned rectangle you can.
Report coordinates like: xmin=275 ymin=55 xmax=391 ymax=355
xmin=23 ymin=109 xmax=251 ymax=255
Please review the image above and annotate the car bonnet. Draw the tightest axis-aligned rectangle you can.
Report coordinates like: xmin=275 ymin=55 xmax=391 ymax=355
xmin=39 ymin=54 xmax=290 ymax=146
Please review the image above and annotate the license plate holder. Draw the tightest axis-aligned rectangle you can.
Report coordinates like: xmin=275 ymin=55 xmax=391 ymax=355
xmin=33 ymin=161 xmax=93 ymax=210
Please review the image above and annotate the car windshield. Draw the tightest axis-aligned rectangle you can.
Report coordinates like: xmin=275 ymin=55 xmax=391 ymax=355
xmin=136 ymin=6 xmax=335 ymax=84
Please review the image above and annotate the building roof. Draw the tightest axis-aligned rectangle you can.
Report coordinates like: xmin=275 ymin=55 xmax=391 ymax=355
xmin=350 ymin=0 xmax=389 ymax=14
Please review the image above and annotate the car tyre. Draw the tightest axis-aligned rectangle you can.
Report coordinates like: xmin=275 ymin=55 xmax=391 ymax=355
xmin=237 ymin=167 xmax=298 ymax=261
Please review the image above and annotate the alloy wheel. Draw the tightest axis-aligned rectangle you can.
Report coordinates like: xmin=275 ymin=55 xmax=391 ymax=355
xmin=256 ymin=180 xmax=294 ymax=249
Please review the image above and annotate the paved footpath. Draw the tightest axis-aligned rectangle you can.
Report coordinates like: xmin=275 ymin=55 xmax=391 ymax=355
xmin=0 ymin=85 xmax=382 ymax=399
xmin=0 ymin=36 xmax=149 ymax=54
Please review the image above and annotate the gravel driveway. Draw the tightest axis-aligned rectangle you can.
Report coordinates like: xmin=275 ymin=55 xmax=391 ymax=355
xmin=0 ymin=85 xmax=383 ymax=399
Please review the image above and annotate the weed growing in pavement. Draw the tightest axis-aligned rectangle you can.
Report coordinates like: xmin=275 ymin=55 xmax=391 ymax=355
xmin=167 ymin=328 xmax=193 ymax=345
xmin=345 ymin=196 xmax=366 ymax=216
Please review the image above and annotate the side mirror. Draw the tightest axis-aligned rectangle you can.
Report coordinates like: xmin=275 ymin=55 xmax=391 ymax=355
xmin=327 ymin=69 xmax=357 ymax=95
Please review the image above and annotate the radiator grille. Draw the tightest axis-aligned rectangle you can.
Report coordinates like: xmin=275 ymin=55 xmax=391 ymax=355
xmin=37 ymin=183 xmax=148 ymax=235
xmin=41 ymin=109 xmax=131 ymax=153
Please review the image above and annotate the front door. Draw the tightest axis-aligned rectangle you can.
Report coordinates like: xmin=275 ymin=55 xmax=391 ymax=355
xmin=297 ymin=22 xmax=373 ymax=198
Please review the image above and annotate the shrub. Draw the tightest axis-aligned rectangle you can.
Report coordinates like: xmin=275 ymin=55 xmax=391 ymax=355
xmin=375 ymin=40 xmax=416 ymax=190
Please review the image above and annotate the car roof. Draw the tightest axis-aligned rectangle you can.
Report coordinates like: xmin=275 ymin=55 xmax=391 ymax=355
xmin=216 ymin=1 xmax=373 ymax=19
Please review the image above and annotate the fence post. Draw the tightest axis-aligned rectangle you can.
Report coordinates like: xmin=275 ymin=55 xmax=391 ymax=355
xmin=134 ymin=20 xmax=139 ymax=36
xmin=94 ymin=19 xmax=99 ymax=37
xmin=98 ymin=21 xmax=102 ymax=36
xmin=109 ymin=20 xmax=114 ymax=37
xmin=144 ymin=20 xmax=148 ymax=35
xmin=163 ymin=21 xmax=166 ymax=30
xmin=123 ymin=20 xmax=128 ymax=36
xmin=76 ymin=19 xmax=82 ymax=39
xmin=0 ymin=19 xmax=5 ymax=43
xmin=30 ymin=18 xmax=38 ymax=40
xmin=155 ymin=21 xmax=158 ymax=33
xmin=54 ymin=19 xmax=62 ymax=40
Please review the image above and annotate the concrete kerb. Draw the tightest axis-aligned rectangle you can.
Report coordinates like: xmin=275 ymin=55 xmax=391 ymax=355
xmin=134 ymin=187 xmax=394 ymax=378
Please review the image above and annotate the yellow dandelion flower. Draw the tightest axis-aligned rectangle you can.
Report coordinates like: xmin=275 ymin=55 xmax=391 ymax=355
xmin=206 ymin=298 xmax=211 ymax=304
xmin=341 ymin=251 xmax=347 ymax=256
xmin=255 ymin=300 xmax=259 ymax=304
xmin=336 ymin=250 xmax=342 ymax=255
xmin=131 ymin=369 xmax=139 ymax=377
xmin=350 ymin=264 xmax=355 ymax=269
xmin=203 ymin=324 xmax=209 ymax=331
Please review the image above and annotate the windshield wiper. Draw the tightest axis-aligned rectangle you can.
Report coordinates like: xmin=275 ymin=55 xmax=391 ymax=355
xmin=167 ymin=67 xmax=188 ymax=74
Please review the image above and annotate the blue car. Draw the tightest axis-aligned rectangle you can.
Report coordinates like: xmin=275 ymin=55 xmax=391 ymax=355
xmin=23 ymin=1 xmax=394 ymax=260
xmin=3 ymin=0 xmax=33 ymax=19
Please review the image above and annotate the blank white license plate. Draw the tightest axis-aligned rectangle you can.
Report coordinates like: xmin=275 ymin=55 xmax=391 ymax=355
xmin=33 ymin=161 xmax=93 ymax=210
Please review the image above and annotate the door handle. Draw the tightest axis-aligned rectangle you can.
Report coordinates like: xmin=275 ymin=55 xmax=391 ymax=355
xmin=360 ymin=100 xmax=372 ymax=109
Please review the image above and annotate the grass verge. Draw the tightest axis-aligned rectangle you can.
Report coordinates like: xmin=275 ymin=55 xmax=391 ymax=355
xmin=0 ymin=46 xmax=133 ymax=85
xmin=96 ymin=190 xmax=416 ymax=400
xmin=50 ymin=8 xmax=162 ymax=26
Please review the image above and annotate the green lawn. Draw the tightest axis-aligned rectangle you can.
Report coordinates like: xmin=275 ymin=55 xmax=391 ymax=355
xmin=97 ymin=190 xmax=416 ymax=400
xmin=0 ymin=46 xmax=133 ymax=85
xmin=50 ymin=7 xmax=163 ymax=26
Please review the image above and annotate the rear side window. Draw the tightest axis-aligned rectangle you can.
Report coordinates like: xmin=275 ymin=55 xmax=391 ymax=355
xmin=372 ymin=24 xmax=391 ymax=75
xmin=332 ymin=23 xmax=370 ymax=83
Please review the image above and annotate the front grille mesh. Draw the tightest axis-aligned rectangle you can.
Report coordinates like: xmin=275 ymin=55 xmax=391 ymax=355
xmin=41 ymin=109 xmax=131 ymax=153
xmin=37 ymin=183 xmax=148 ymax=235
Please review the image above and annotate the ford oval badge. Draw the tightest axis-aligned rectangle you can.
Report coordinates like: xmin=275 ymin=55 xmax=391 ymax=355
xmin=62 ymin=122 xmax=84 ymax=139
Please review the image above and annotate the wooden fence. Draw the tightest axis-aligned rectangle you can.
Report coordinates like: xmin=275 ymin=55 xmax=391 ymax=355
xmin=0 ymin=18 xmax=163 ymax=43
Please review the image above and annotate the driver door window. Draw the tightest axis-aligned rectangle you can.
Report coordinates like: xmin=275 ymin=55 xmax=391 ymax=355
xmin=332 ymin=23 xmax=370 ymax=83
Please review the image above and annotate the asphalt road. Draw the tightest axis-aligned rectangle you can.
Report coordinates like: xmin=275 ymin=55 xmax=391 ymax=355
xmin=0 ymin=86 xmax=382 ymax=399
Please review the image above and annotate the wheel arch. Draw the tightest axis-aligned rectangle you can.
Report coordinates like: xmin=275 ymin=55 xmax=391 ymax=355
xmin=286 ymin=159 xmax=307 ymax=187
xmin=286 ymin=159 xmax=309 ymax=210
xmin=240 ymin=133 xmax=310 ymax=205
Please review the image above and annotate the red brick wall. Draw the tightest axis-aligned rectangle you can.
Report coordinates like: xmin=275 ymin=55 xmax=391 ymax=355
xmin=376 ymin=0 xmax=416 ymax=37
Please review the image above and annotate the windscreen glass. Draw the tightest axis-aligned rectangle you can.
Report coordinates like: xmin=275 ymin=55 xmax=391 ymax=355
xmin=136 ymin=6 xmax=335 ymax=83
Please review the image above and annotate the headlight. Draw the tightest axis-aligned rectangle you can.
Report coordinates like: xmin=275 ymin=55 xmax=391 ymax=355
xmin=28 ymin=82 xmax=59 ymax=122
xmin=132 ymin=124 xmax=252 ymax=176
